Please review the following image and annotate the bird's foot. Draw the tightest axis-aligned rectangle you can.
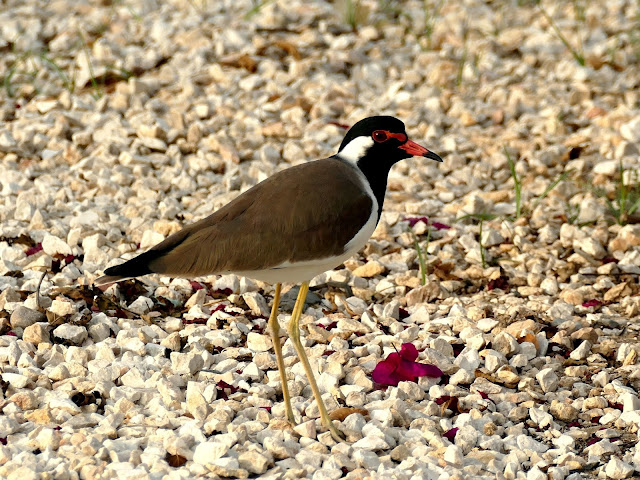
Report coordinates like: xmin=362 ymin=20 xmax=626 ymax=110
xmin=327 ymin=422 xmax=345 ymax=443
xmin=285 ymin=407 xmax=298 ymax=426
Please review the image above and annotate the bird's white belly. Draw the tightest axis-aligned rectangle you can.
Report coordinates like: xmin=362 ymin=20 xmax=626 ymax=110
xmin=232 ymin=202 xmax=379 ymax=284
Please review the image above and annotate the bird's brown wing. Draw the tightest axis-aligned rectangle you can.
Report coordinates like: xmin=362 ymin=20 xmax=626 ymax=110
xmin=143 ymin=158 xmax=374 ymax=277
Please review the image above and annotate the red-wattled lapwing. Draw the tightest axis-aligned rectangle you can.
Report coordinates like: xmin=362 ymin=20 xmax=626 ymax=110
xmin=95 ymin=116 xmax=442 ymax=441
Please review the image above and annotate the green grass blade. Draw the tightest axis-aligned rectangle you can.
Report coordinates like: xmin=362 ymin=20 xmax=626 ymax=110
xmin=538 ymin=4 xmax=585 ymax=66
xmin=413 ymin=229 xmax=430 ymax=286
xmin=504 ymin=146 xmax=522 ymax=218
xmin=532 ymin=170 xmax=572 ymax=210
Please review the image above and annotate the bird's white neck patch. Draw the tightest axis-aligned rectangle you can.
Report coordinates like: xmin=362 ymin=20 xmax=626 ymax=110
xmin=337 ymin=136 xmax=374 ymax=166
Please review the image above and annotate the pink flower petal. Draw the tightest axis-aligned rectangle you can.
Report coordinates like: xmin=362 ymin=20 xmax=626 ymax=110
xmin=371 ymin=353 xmax=401 ymax=385
xmin=443 ymin=427 xmax=459 ymax=441
xmin=399 ymin=343 xmax=419 ymax=362
xmin=25 ymin=243 xmax=43 ymax=256
xmin=431 ymin=222 xmax=451 ymax=230
xmin=405 ymin=216 xmax=430 ymax=228
xmin=372 ymin=345 xmax=443 ymax=386
xmin=478 ymin=391 xmax=496 ymax=404
xmin=408 ymin=362 xmax=443 ymax=378
xmin=435 ymin=395 xmax=454 ymax=405
xmin=582 ymin=299 xmax=602 ymax=308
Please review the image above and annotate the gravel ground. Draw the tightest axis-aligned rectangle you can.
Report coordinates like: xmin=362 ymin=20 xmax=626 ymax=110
xmin=1 ymin=0 xmax=640 ymax=479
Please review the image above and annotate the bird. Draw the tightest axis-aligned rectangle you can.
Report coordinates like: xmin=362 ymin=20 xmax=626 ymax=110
xmin=94 ymin=115 xmax=443 ymax=441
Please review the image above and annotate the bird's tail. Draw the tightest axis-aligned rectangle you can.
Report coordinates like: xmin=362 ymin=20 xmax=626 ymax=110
xmin=93 ymin=250 xmax=158 ymax=286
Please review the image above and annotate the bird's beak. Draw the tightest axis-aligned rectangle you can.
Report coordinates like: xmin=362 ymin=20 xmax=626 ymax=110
xmin=399 ymin=140 xmax=443 ymax=162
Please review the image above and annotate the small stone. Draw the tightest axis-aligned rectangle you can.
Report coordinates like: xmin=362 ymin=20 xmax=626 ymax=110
xmin=526 ymin=467 xmax=547 ymax=480
xmin=184 ymin=289 xmax=206 ymax=308
xmin=171 ymin=352 xmax=204 ymax=375
xmin=569 ymin=340 xmax=592 ymax=361
xmin=540 ymin=278 xmax=559 ymax=295
xmin=246 ymin=332 xmax=272 ymax=352
xmin=352 ymin=261 xmax=385 ymax=278
xmin=128 ymin=296 xmax=154 ymax=315
xmin=454 ymin=349 xmax=481 ymax=371
xmin=550 ymin=400 xmax=578 ymax=422
xmin=52 ymin=324 xmax=87 ymax=345
xmin=140 ymin=230 xmax=165 ymax=250
xmin=138 ymin=136 xmax=167 ymax=151
xmin=2 ymin=372 xmax=29 ymax=388
xmin=160 ymin=332 xmax=182 ymax=351
xmin=559 ymin=288 xmax=584 ymax=305
xmin=578 ymin=197 xmax=606 ymax=224
xmin=476 ymin=318 xmax=499 ymax=332
xmin=263 ymin=437 xmax=298 ymax=459
xmin=604 ymin=457 xmax=634 ymax=479
xmin=575 ymin=237 xmax=606 ymax=258
xmin=49 ymin=298 xmax=77 ymax=317
xmin=604 ymin=282 xmax=632 ymax=303
xmin=23 ymin=323 xmax=50 ymax=344
xmin=293 ymin=420 xmax=316 ymax=439
xmin=351 ymin=435 xmax=389 ymax=451
xmin=0 ymin=129 xmax=17 ymax=151
xmin=482 ymin=349 xmax=507 ymax=372
xmin=496 ymin=366 xmax=520 ymax=386
xmin=238 ymin=451 xmax=271 ymax=475
xmin=342 ymin=413 xmax=366 ymax=440
xmin=443 ymin=444 xmax=463 ymax=465
xmin=536 ymin=368 xmax=559 ymax=393
xmin=352 ymin=449 xmax=380 ymax=470
xmin=620 ymin=392 xmax=640 ymax=412
xmin=505 ymin=320 xmax=539 ymax=338
xmin=242 ymin=292 xmax=270 ymax=316
xmin=193 ymin=441 xmax=229 ymax=464
xmin=492 ymin=332 xmax=519 ymax=356
xmin=571 ymin=327 xmax=598 ymax=344
xmin=10 ymin=391 xmax=38 ymax=410
xmin=390 ymin=444 xmax=410 ymax=462
xmin=610 ymin=226 xmax=640 ymax=252
xmin=10 ymin=306 xmax=45 ymax=329
xmin=41 ymin=233 xmax=72 ymax=256
xmin=621 ymin=117 xmax=640 ymax=143
xmin=186 ymin=381 xmax=211 ymax=420
xmin=481 ymin=228 xmax=504 ymax=247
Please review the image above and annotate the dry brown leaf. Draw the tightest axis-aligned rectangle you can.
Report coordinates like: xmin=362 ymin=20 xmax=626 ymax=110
xmin=329 ymin=407 xmax=368 ymax=421
xmin=272 ymin=40 xmax=301 ymax=60
xmin=219 ymin=53 xmax=258 ymax=73
xmin=517 ymin=332 xmax=539 ymax=349
xmin=166 ymin=453 xmax=187 ymax=468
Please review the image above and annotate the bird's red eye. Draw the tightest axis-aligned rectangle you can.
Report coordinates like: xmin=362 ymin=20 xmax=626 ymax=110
xmin=372 ymin=130 xmax=388 ymax=142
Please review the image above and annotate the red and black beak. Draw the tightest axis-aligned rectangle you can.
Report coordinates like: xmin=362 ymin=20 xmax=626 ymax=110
xmin=399 ymin=140 xmax=443 ymax=162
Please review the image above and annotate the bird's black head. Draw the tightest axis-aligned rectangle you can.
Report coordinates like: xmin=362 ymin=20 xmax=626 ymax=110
xmin=336 ymin=115 xmax=443 ymax=219
xmin=338 ymin=115 xmax=443 ymax=166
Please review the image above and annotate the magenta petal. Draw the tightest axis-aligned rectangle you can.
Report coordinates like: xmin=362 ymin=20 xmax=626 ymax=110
xmin=582 ymin=299 xmax=602 ymax=308
xmin=399 ymin=343 xmax=419 ymax=362
xmin=405 ymin=216 xmax=429 ymax=227
xmin=395 ymin=360 xmax=421 ymax=382
xmin=372 ymin=353 xmax=401 ymax=385
xmin=431 ymin=222 xmax=451 ymax=230
xmin=443 ymin=427 xmax=459 ymax=442
xmin=395 ymin=358 xmax=442 ymax=382
xmin=407 ymin=361 xmax=443 ymax=378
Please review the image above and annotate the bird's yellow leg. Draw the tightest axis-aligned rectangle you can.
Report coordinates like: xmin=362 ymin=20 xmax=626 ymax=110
xmin=287 ymin=282 xmax=344 ymax=442
xmin=267 ymin=283 xmax=296 ymax=425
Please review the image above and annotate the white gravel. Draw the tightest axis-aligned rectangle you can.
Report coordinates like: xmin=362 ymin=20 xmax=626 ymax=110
xmin=1 ymin=0 xmax=640 ymax=479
